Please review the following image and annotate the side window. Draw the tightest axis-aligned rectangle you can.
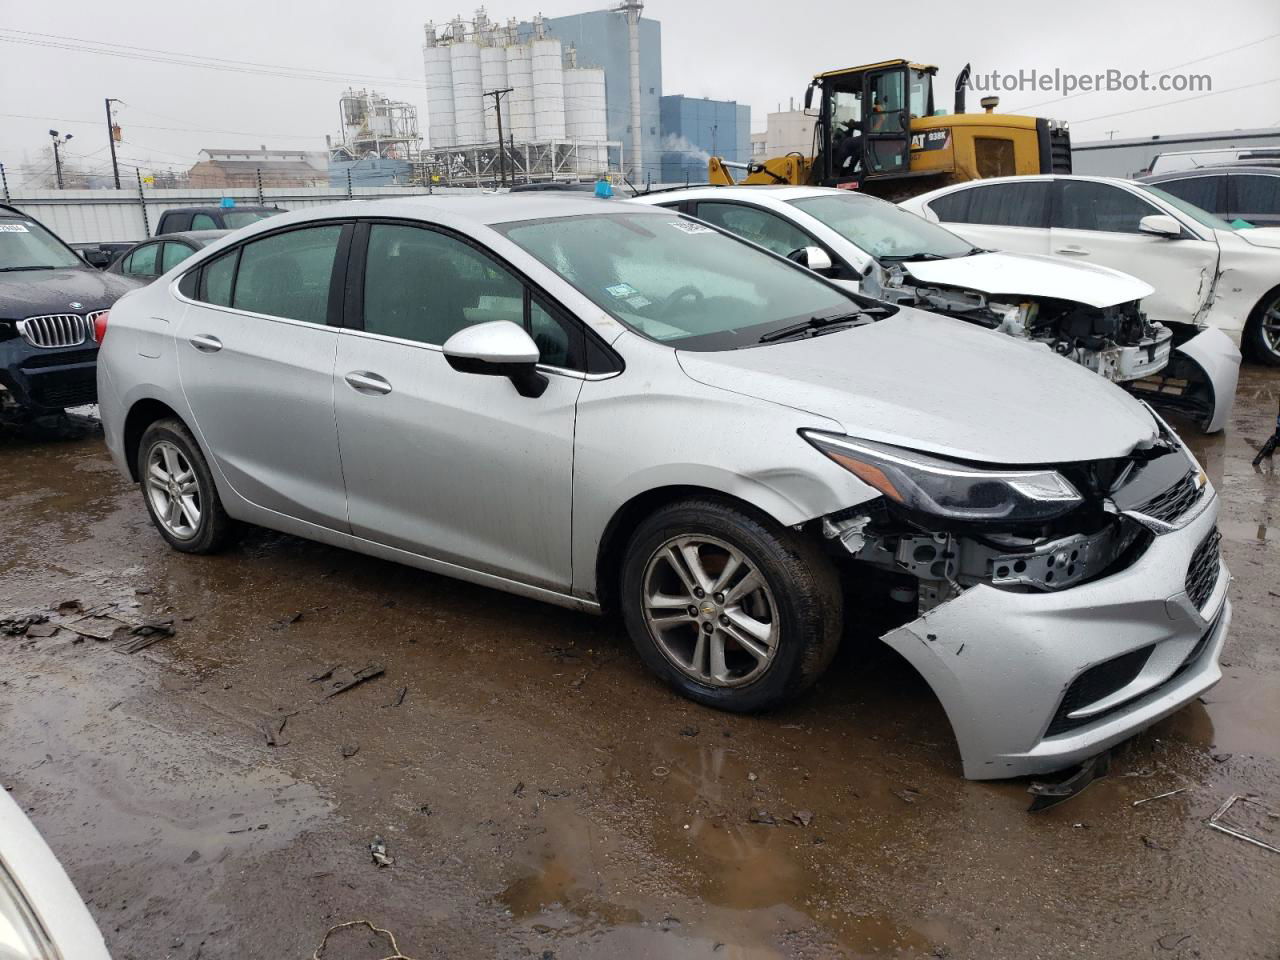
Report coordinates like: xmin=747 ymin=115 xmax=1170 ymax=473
xmin=191 ymin=213 xmax=218 ymax=230
xmin=161 ymin=242 xmax=196 ymax=272
xmin=927 ymin=190 xmax=971 ymax=223
xmin=233 ymin=225 xmax=343 ymax=323
xmin=528 ymin=296 xmax=583 ymax=370
xmin=1156 ymin=176 xmax=1224 ymax=214
xmin=694 ymin=201 xmax=813 ymax=258
xmin=1057 ymin=181 xmax=1160 ymax=233
xmin=952 ymin=182 xmax=1050 ymax=228
xmin=363 ymin=224 xmax=523 ymax=346
xmin=124 ymin=243 xmax=161 ymax=277
xmin=199 ymin=251 xmax=236 ymax=307
xmin=1232 ymin=175 xmax=1280 ymax=218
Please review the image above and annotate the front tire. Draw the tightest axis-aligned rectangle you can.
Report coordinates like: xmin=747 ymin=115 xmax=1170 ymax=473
xmin=137 ymin=418 xmax=233 ymax=554
xmin=619 ymin=498 xmax=842 ymax=712
xmin=1244 ymin=287 xmax=1280 ymax=366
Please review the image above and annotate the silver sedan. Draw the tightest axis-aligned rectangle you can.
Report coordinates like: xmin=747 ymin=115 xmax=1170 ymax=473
xmin=96 ymin=195 xmax=1229 ymax=780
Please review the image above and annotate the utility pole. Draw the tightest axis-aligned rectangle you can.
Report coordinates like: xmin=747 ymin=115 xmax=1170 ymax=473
xmin=48 ymin=130 xmax=72 ymax=189
xmin=484 ymin=87 xmax=512 ymax=186
xmin=105 ymin=98 xmax=123 ymax=189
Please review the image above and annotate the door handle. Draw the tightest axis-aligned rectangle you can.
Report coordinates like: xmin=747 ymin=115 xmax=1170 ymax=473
xmin=344 ymin=371 xmax=392 ymax=395
xmin=1054 ymin=246 xmax=1089 ymax=256
xmin=188 ymin=334 xmax=223 ymax=352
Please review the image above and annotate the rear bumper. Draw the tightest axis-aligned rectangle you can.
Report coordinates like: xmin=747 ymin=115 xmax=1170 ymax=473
xmin=0 ymin=341 xmax=99 ymax=414
xmin=880 ymin=492 xmax=1228 ymax=779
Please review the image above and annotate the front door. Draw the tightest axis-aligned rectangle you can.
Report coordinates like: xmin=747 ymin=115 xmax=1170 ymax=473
xmin=334 ymin=221 xmax=581 ymax=590
xmin=175 ymin=222 xmax=351 ymax=529
xmin=861 ymin=67 xmax=911 ymax=178
xmin=1048 ymin=180 xmax=1219 ymax=324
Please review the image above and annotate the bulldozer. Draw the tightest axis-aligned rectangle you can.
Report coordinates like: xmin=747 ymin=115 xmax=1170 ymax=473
xmin=708 ymin=59 xmax=1073 ymax=200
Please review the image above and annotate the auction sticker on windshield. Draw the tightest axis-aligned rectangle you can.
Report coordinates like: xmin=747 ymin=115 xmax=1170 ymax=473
xmin=668 ymin=221 xmax=715 ymax=235
xmin=0 ymin=223 xmax=30 ymax=232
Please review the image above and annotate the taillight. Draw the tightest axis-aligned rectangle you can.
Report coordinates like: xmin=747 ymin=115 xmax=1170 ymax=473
xmin=93 ymin=310 xmax=110 ymax=343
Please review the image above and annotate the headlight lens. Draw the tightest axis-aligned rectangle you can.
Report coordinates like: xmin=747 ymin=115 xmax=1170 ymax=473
xmin=803 ymin=431 xmax=1083 ymax=523
xmin=0 ymin=860 xmax=56 ymax=960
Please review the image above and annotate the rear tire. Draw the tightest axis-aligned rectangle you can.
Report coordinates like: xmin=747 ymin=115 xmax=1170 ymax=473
xmin=1244 ymin=287 xmax=1280 ymax=366
xmin=137 ymin=418 xmax=234 ymax=554
xmin=619 ymin=498 xmax=842 ymax=712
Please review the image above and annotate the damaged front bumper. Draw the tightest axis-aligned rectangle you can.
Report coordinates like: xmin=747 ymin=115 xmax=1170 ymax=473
xmin=877 ymin=492 xmax=1228 ymax=779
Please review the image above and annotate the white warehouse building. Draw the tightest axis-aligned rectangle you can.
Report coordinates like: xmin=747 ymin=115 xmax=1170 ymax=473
xmin=422 ymin=11 xmax=614 ymax=181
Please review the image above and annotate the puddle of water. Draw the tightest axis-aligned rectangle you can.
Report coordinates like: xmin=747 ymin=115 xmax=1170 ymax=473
xmin=1218 ymin=519 xmax=1279 ymax=544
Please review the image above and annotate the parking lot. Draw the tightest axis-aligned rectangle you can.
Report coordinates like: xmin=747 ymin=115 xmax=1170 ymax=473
xmin=0 ymin=367 xmax=1274 ymax=960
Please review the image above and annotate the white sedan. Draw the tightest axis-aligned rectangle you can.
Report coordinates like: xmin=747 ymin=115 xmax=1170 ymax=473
xmin=635 ymin=185 xmax=1237 ymax=432
xmin=899 ymin=174 xmax=1280 ymax=366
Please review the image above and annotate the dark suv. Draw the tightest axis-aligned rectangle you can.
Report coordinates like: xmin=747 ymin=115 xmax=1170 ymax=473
xmin=154 ymin=205 xmax=285 ymax=234
xmin=0 ymin=204 xmax=142 ymax=420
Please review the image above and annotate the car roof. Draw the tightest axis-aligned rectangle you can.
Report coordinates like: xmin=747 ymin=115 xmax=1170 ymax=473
xmin=163 ymin=205 xmax=281 ymax=215
xmin=154 ymin=229 xmax=233 ymax=245
xmin=634 ymin=184 xmax=866 ymax=204
xmin=1140 ymin=166 xmax=1280 ymax=181
xmin=242 ymin=194 xmax=664 ymax=231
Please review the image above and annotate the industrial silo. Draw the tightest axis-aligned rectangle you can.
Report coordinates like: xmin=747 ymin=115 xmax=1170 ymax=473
xmin=422 ymin=24 xmax=456 ymax=149
xmin=480 ymin=44 xmax=508 ymax=143
xmin=565 ymin=66 xmax=607 ymax=173
xmin=531 ymin=36 xmax=565 ymax=141
xmin=505 ymin=42 xmax=535 ymax=142
xmin=450 ymin=26 xmax=485 ymax=146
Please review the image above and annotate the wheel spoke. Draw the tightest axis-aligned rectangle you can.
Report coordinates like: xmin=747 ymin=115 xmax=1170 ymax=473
xmin=709 ymin=631 xmax=730 ymax=683
xmin=178 ymin=495 xmax=200 ymax=528
xmin=711 ymin=550 xmax=744 ymax=593
xmin=724 ymin=570 xmax=762 ymax=606
xmin=689 ymin=632 xmax=708 ymax=678
xmin=148 ymin=461 xmax=169 ymax=484
xmin=166 ymin=495 xmax=184 ymax=528
xmin=663 ymin=545 xmax=699 ymax=596
xmin=678 ymin=541 xmax=715 ymax=593
xmin=647 ymin=590 xmax=693 ymax=609
xmin=161 ymin=444 xmax=180 ymax=477
xmin=725 ymin=607 xmax=773 ymax=646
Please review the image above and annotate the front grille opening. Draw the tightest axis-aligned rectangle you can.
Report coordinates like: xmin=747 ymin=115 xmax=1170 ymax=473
xmin=1134 ymin=471 xmax=1201 ymax=524
xmin=1045 ymin=644 xmax=1154 ymax=737
xmin=1185 ymin=528 xmax=1221 ymax=611
xmin=18 ymin=313 xmax=92 ymax=348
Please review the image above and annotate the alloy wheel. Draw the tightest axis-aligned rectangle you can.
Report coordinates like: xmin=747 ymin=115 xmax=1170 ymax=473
xmin=641 ymin=535 xmax=778 ymax=687
xmin=1262 ymin=294 xmax=1280 ymax=359
xmin=145 ymin=440 xmax=201 ymax=540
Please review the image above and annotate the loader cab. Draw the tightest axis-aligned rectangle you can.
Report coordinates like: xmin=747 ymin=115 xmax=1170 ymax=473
xmin=809 ymin=60 xmax=938 ymax=187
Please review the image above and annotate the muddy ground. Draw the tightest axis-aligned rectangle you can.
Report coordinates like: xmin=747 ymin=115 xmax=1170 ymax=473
xmin=2 ymin=372 xmax=1279 ymax=960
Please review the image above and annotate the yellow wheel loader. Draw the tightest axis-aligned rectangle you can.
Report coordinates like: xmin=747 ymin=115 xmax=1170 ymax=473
xmin=709 ymin=60 xmax=1072 ymax=200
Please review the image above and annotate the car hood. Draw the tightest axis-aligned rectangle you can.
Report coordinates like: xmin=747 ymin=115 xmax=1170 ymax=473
xmin=677 ymin=307 xmax=1159 ymax=464
xmin=901 ymin=251 xmax=1153 ymax=307
xmin=0 ymin=267 xmax=143 ymax=318
xmin=1229 ymin=226 xmax=1280 ymax=250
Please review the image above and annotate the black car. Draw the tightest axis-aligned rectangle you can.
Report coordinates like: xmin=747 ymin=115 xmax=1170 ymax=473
xmin=0 ymin=204 xmax=143 ymax=420
xmin=70 ymin=240 xmax=140 ymax=270
xmin=154 ymin=205 xmax=285 ymax=235
xmin=1138 ymin=166 xmax=1280 ymax=228
xmin=106 ymin=230 xmax=230 ymax=283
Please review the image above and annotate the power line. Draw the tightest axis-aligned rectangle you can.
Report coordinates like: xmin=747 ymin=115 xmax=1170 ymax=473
xmin=1004 ymin=31 xmax=1280 ymax=114
xmin=1069 ymin=76 xmax=1280 ymax=125
xmin=0 ymin=110 xmax=319 ymax=141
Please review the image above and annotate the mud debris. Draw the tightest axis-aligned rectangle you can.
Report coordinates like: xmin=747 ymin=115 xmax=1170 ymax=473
xmin=315 ymin=663 xmax=385 ymax=698
xmin=369 ymin=836 xmax=394 ymax=867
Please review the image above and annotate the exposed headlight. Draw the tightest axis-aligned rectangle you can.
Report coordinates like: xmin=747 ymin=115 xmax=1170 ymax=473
xmin=803 ymin=431 xmax=1083 ymax=523
xmin=0 ymin=859 xmax=56 ymax=960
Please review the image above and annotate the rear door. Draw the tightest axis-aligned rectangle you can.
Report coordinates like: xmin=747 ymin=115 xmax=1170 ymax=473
xmin=333 ymin=220 xmax=583 ymax=590
xmin=1048 ymin=179 xmax=1219 ymax=324
xmin=1228 ymin=174 xmax=1280 ymax=227
xmin=175 ymin=221 xmax=351 ymax=529
xmin=922 ymin=180 xmax=1052 ymax=255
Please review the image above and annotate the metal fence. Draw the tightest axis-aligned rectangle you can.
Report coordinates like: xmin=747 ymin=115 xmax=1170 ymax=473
xmin=1 ymin=177 xmax=482 ymax=243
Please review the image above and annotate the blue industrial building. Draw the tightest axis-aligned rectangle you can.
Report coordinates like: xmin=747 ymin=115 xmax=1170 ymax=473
xmin=517 ymin=8 xmax=664 ymax=183
xmin=659 ymin=95 xmax=750 ymax=184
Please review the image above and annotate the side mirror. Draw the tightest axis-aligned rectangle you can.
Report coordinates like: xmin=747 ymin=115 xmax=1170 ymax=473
xmin=803 ymin=83 xmax=815 ymax=111
xmin=443 ymin=320 xmax=548 ymax=398
xmin=1138 ymin=214 xmax=1182 ymax=239
xmin=788 ymin=245 xmax=835 ymax=273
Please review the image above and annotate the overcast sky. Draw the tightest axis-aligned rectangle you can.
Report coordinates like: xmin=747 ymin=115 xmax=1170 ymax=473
xmin=1 ymin=0 xmax=1277 ymax=182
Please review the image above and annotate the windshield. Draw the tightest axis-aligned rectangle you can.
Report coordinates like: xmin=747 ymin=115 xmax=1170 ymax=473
xmin=224 ymin=210 xmax=280 ymax=229
xmin=1135 ymin=184 xmax=1235 ymax=232
xmin=0 ymin=216 xmax=82 ymax=271
xmin=498 ymin=211 xmax=865 ymax=349
xmin=789 ymin=193 xmax=975 ymax=260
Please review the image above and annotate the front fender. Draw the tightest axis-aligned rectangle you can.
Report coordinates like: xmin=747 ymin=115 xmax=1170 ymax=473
xmin=1175 ymin=327 xmax=1240 ymax=434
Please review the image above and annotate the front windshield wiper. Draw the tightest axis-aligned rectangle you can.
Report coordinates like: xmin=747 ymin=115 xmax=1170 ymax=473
xmin=0 ymin=265 xmax=59 ymax=272
xmin=879 ymin=252 xmax=950 ymax=262
xmin=758 ymin=311 xmax=867 ymax=344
